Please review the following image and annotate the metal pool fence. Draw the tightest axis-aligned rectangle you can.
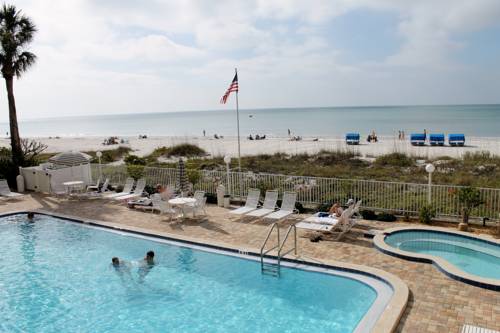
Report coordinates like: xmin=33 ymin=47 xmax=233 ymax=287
xmin=91 ymin=164 xmax=500 ymax=220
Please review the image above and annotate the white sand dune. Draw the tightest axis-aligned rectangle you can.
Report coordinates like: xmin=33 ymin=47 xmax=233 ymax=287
xmin=0 ymin=135 xmax=499 ymax=160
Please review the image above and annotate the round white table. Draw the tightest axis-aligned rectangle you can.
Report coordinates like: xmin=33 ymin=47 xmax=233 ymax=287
xmin=63 ymin=181 xmax=84 ymax=194
xmin=168 ymin=197 xmax=196 ymax=218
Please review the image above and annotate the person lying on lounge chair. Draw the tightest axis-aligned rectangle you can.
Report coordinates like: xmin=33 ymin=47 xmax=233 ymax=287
xmin=328 ymin=203 xmax=343 ymax=217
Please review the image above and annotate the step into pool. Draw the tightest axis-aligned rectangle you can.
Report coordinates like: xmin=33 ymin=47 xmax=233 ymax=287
xmin=0 ymin=213 xmax=395 ymax=333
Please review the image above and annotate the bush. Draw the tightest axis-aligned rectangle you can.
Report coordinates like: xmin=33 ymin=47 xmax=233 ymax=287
xmin=166 ymin=144 xmax=206 ymax=158
xmin=375 ymin=153 xmax=414 ymax=167
xmin=376 ymin=212 xmax=397 ymax=222
xmin=205 ymin=192 xmax=217 ymax=204
xmin=126 ymin=165 xmax=145 ymax=180
xmin=419 ymin=205 xmax=436 ymax=224
xmin=361 ymin=209 xmax=377 ymax=220
xmin=124 ymin=154 xmax=146 ymax=165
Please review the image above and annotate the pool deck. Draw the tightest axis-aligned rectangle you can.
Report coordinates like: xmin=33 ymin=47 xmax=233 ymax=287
xmin=2 ymin=193 xmax=499 ymax=333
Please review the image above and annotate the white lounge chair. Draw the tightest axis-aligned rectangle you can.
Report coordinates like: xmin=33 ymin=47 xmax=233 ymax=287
xmin=230 ymin=188 xmax=260 ymax=215
xmin=265 ymin=191 xmax=298 ymax=221
xmin=86 ymin=177 xmax=101 ymax=192
xmin=0 ymin=180 xmax=23 ymax=199
xmin=104 ymin=177 xmax=135 ymax=199
xmin=352 ymin=199 xmax=362 ymax=217
xmin=461 ymin=324 xmax=499 ymax=333
xmin=114 ymin=178 xmax=146 ymax=201
xmin=83 ymin=178 xmax=110 ymax=198
xmin=296 ymin=207 xmax=354 ymax=237
xmin=246 ymin=190 xmax=279 ymax=218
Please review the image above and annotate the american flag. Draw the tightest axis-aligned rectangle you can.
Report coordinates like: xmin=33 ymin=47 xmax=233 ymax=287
xmin=220 ymin=73 xmax=238 ymax=104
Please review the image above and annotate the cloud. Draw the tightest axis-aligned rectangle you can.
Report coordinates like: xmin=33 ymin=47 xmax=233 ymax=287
xmin=1 ymin=0 xmax=500 ymax=121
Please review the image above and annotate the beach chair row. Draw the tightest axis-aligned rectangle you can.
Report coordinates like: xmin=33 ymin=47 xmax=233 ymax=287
xmin=229 ymin=189 xmax=298 ymax=221
xmin=410 ymin=133 xmax=465 ymax=146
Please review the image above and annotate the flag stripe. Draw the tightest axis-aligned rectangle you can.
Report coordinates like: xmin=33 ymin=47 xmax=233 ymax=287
xmin=220 ymin=73 xmax=238 ymax=104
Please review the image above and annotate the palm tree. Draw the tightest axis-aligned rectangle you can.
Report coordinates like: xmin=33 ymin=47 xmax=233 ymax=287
xmin=0 ymin=4 xmax=36 ymax=167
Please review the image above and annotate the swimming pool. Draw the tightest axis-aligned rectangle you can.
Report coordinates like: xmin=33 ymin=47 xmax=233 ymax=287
xmin=0 ymin=213 xmax=399 ymax=332
xmin=374 ymin=227 xmax=500 ymax=290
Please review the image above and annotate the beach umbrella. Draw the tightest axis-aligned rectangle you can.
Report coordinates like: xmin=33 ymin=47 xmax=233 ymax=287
xmin=177 ymin=158 xmax=189 ymax=194
xmin=48 ymin=151 xmax=92 ymax=167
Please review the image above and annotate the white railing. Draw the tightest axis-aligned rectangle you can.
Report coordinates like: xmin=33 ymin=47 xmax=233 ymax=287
xmin=91 ymin=164 xmax=500 ymax=220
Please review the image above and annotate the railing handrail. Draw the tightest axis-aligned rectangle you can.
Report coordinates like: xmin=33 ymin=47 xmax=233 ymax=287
xmin=278 ymin=224 xmax=297 ymax=261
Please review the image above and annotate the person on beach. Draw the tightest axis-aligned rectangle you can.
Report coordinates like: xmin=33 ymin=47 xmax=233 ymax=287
xmin=288 ymin=128 xmax=291 ymax=136
xmin=328 ymin=203 xmax=343 ymax=217
xmin=203 ymin=130 xmax=206 ymax=137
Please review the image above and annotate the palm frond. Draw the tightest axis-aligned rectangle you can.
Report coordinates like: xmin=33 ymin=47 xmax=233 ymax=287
xmin=13 ymin=51 xmax=36 ymax=77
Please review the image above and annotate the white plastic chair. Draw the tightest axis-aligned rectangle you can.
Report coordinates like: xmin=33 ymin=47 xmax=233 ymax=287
xmin=0 ymin=179 xmax=23 ymax=199
xmin=86 ymin=177 xmax=101 ymax=192
xmin=230 ymin=188 xmax=260 ymax=215
xmin=246 ymin=190 xmax=279 ymax=218
xmin=265 ymin=191 xmax=298 ymax=221
xmin=104 ymin=177 xmax=135 ymax=199
xmin=151 ymin=194 xmax=177 ymax=220
xmin=114 ymin=178 xmax=146 ymax=201
xmin=183 ymin=191 xmax=207 ymax=217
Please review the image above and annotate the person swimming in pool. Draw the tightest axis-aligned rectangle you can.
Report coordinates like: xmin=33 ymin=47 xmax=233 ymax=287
xmin=111 ymin=257 xmax=133 ymax=281
xmin=27 ymin=212 xmax=35 ymax=221
xmin=137 ymin=251 xmax=155 ymax=283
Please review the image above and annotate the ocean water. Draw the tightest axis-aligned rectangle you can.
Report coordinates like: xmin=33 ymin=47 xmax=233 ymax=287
xmin=0 ymin=214 xmax=378 ymax=333
xmin=1 ymin=104 xmax=500 ymax=138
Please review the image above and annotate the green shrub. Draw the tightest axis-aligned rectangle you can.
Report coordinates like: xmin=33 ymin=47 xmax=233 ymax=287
xmin=124 ymin=154 xmax=146 ymax=165
xmin=419 ymin=205 xmax=436 ymax=224
xmin=376 ymin=212 xmax=397 ymax=222
xmin=166 ymin=144 xmax=206 ymax=157
xmin=375 ymin=153 xmax=414 ymax=167
xmin=126 ymin=165 xmax=145 ymax=180
xmin=187 ymin=169 xmax=201 ymax=185
xmin=361 ymin=209 xmax=377 ymax=220
xmin=205 ymin=192 xmax=217 ymax=204
xmin=456 ymin=187 xmax=483 ymax=225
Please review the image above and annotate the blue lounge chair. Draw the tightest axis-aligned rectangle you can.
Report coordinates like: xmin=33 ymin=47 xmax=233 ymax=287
xmin=429 ymin=134 xmax=445 ymax=146
xmin=345 ymin=133 xmax=360 ymax=145
xmin=449 ymin=134 xmax=465 ymax=146
xmin=410 ymin=133 xmax=426 ymax=146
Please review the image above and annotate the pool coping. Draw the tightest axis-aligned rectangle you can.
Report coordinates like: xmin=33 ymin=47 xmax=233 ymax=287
xmin=2 ymin=209 xmax=409 ymax=333
xmin=373 ymin=226 xmax=500 ymax=291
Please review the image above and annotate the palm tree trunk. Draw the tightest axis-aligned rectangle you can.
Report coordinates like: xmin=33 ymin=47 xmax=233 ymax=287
xmin=5 ymin=76 xmax=23 ymax=167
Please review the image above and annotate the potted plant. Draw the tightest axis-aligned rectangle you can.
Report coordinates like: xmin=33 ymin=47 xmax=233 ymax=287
xmin=455 ymin=187 xmax=483 ymax=231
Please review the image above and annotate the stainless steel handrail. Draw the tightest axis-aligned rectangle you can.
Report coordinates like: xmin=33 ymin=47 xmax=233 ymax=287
xmin=260 ymin=223 xmax=280 ymax=272
xmin=277 ymin=224 xmax=297 ymax=268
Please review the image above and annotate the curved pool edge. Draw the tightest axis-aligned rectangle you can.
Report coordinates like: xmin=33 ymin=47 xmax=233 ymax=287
xmin=374 ymin=226 xmax=500 ymax=291
xmin=2 ymin=209 xmax=409 ymax=333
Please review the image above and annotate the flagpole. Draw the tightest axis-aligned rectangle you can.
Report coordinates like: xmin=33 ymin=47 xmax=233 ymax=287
xmin=235 ymin=68 xmax=243 ymax=199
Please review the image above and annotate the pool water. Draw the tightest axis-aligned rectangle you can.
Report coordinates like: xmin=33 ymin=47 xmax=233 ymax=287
xmin=385 ymin=231 xmax=500 ymax=280
xmin=0 ymin=214 xmax=379 ymax=333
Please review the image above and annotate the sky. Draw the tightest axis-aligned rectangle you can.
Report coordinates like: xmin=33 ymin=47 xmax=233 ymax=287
xmin=2 ymin=0 xmax=500 ymax=120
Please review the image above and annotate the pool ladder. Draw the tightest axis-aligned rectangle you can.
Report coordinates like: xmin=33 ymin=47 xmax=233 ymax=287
xmin=260 ymin=223 xmax=297 ymax=277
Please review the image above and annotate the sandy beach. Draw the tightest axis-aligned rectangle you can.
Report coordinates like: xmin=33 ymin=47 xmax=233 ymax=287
xmin=1 ymin=135 xmax=500 ymax=160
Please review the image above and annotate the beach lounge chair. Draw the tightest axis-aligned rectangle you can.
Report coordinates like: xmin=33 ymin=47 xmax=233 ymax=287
xmin=352 ymin=199 xmax=362 ymax=217
xmin=295 ymin=207 xmax=355 ymax=239
xmin=0 ymin=180 xmax=23 ymax=199
xmin=449 ymin=133 xmax=465 ymax=146
xmin=331 ymin=207 xmax=357 ymax=240
xmin=410 ymin=133 xmax=426 ymax=146
xmin=265 ymin=191 xmax=298 ymax=221
xmin=104 ymin=177 xmax=135 ymax=199
xmin=345 ymin=133 xmax=360 ymax=145
xmin=114 ymin=178 xmax=146 ymax=201
xmin=429 ymin=134 xmax=445 ymax=146
xmin=246 ymin=190 xmax=279 ymax=218
xmin=230 ymin=188 xmax=260 ymax=215
xmin=86 ymin=177 xmax=101 ymax=192
xmin=461 ymin=324 xmax=500 ymax=333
